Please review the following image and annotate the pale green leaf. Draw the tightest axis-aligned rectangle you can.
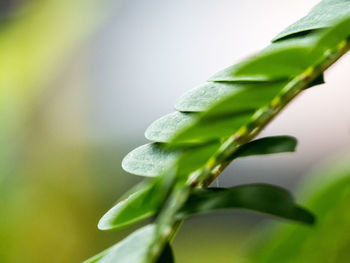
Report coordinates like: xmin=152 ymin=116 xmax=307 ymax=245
xmin=145 ymin=112 xmax=197 ymax=143
xmin=90 ymin=225 xmax=156 ymax=263
xmin=273 ymin=0 xmax=350 ymax=41
xmin=122 ymin=143 xmax=180 ymax=177
xmin=175 ymin=82 xmax=245 ymax=113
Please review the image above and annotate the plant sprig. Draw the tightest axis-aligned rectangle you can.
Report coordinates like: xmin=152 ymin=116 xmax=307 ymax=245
xmin=85 ymin=1 xmax=350 ymax=262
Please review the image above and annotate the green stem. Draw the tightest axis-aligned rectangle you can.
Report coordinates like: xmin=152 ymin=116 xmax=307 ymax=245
xmin=148 ymin=39 xmax=350 ymax=262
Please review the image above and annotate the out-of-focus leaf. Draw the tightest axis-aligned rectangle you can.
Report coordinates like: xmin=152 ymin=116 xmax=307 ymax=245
xmin=247 ymin=157 xmax=350 ymax=263
xmin=122 ymin=143 xmax=181 ymax=177
xmin=227 ymin=136 xmax=297 ymax=161
xmin=209 ymin=36 xmax=318 ymax=82
xmin=178 ymin=184 xmax=315 ymax=225
xmin=85 ymin=225 xmax=156 ymax=263
xmin=305 ymin=73 xmax=324 ymax=89
xmin=273 ymin=0 xmax=350 ymax=41
xmin=312 ymin=14 xmax=350 ymax=54
xmin=98 ymin=182 xmax=157 ymax=230
xmin=98 ymin=171 xmax=175 ymax=230
xmin=0 ymin=0 xmax=110 ymax=182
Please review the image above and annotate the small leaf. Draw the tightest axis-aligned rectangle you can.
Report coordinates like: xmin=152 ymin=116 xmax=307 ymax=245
xmin=209 ymin=36 xmax=318 ymax=82
xmin=175 ymin=82 xmax=244 ymax=113
xmin=84 ymin=225 xmax=174 ymax=263
xmin=98 ymin=182 xmax=157 ymax=230
xmin=178 ymin=184 xmax=315 ymax=225
xmin=122 ymin=142 xmax=220 ymax=177
xmin=305 ymin=73 xmax=324 ymax=89
xmin=202 ymin=81 xmax=286 ymax=117
xmin=145 ymin=112 xmax=197 ymax=143
xmin=98 ymin=172 xmax=175 ymax=230
xmin=171 ymin=111 xmax=253 ymax=144
xmin=122 ymin=143 xmax=180 ymax=177
xmin=273 ymin=0 xmax=350 ymax=41
xmin=85 ymin=225 xmax=156 ymax=263
xmin=227 ymin=136 xmax=297 ymax=161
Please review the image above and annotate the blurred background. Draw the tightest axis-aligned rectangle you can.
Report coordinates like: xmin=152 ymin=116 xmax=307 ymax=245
xmin=1 ymin=0 xmax=350 ymax=262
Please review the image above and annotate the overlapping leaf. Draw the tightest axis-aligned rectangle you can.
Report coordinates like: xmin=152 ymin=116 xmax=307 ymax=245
xmin=122 ymin=136 xmax=297 ymax=177
xmin=273 ymin=0 xmax=350 ymax=41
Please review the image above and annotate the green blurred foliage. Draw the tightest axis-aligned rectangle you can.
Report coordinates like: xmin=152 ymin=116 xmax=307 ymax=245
xmin=246 ymin=156 xmax=350 ymax=263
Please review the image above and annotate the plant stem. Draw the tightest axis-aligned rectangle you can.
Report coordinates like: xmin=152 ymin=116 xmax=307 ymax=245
xmin=148 ymin=39 xmax=350 ymax=262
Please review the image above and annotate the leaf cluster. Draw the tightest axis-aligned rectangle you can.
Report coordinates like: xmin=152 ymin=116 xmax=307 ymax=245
xmin=86 ymin=1 xmax=350 ymax=262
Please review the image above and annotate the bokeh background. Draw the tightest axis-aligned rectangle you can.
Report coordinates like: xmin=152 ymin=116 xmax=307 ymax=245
xmin=1 ymin=0 xmax=350 ymax=262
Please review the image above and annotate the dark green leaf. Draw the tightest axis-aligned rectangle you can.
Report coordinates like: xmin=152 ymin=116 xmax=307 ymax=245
xmin=273 ymin=0 xmax=350 ymax=42
xmin=247 ymin=158 xmax=350 ymax=263
xmin=98 ymin=173 xmax=175 ymax=230
xmin=178 ymin=184 xmax=315 ymax=225
xmin=156 ymin=243 xmax=175 ymax=263
xmin=98 ymin=182 xmax=157 ymax=230
xmin=305 ymin=73 xmax=324 ymax=89
xmin=227 ymin=136 xmax=297 ymax=161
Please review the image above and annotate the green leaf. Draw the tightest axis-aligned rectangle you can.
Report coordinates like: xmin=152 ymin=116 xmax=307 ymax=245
xmin=145 ymin=112 xmax=197 ymax=143
xmin=122 ymin=143 xmax=181 ymax=177
xmin=98 ymin=182 xmax=157 ymax=230
xmin=227 ymin=136 xmax=297 ymax=161
xmin=305 ymin=73 xmax=324 ymax=89
xmin=84 ymin=225 xmax=174 ymax=263
xmin=313 ymin=14 xmax=350 ymax=54
xmin=175 ymin=82 xmax=245 ymax=113
xmin=122 ymin=142 xmax=220 ymax=177
xmin=86 ymin=225 xmax=156 ymax=263
xmin=178 ymin=184 xmax=315 ymax=225
xmin=209 ymin=36 xmax=318 ymax=82
xmin=98 ymin=172 xmax=175 ymax=230
xmin=83 ymin=246 xmax=112 ymax=263
xmin=247 ymin=157 xmax=350 ymax=263
xmin=202 ymin=81 xmax=286 ymax=117
xmin=273 ymin=0 xmax=350 ymax=42
xmin=171 ymin=111 xmax=253 ymax=144
xmin=175 ymin=81 xmax=286 ymax=114
xmin=176 ymin=142 xmax=221 ymax=176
